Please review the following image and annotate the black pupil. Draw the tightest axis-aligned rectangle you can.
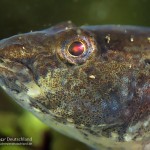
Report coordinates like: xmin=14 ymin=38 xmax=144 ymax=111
xmin=68 ymin=41 xmax=85 ymax=56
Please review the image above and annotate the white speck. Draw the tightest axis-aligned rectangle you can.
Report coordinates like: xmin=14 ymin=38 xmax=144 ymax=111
xmin=22 ymin=46 xmax=25 ymax=50
xmin=105 ymin=34 xmax=110 ymax=43
xmin=130 ymin=38 xmax=134 ymax=42
xmin=129 ymin=64 xmax=132 ymax=68
xmin=65 ymin=27 xmax=69 ymax=30
xmin=89 ymin=75 xmax=95 ymax=79
xmin=18 ymin=37 xmax=22 ymax=40
xmin=98 ymin=124 xmax=106 ymax=127
xmin=130 ymin=35 xmax=134 ymax=42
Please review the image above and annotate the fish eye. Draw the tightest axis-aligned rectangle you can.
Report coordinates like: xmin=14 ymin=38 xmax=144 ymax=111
xmin=68 ymin=41 xmax=85 ymax=56
xmin=56 ymin=29 xmax=97 ymax=65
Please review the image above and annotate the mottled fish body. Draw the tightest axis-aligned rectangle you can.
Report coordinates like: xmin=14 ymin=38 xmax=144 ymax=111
xmin=0 ymin=22 xmax=149 ymax=150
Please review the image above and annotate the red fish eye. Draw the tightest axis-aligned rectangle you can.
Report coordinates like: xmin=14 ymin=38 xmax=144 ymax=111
xmin=68 ymin=41 xmax=85 ymax=56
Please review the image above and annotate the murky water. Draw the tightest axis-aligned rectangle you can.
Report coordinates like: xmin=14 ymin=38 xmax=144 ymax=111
xmin=0 ymin=0 xmax=150 ymax=39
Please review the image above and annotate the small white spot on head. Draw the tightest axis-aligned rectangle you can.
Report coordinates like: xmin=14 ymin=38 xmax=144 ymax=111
xmin=105 ymin=34 xmax=110 ymax=43
xmin=65 ymin=27 xmax=69 ymax=30
xmin=89 ymin=75 xmax=95 ymax=79
xmin=130 ymin=35 xmax=134 ymax=42
xmin=129 ymin=64 xmax=132 ymax=68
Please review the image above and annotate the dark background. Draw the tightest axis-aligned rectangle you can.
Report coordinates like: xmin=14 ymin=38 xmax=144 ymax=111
xmin=0 ymin=0 xmax=150 ymax=39
xmin=0 ymin=0 xmax=150 ymax=150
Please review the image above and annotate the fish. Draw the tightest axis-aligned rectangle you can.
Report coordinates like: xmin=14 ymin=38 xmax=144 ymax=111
xmin=0 ymin=21 xmax=149 ymax=150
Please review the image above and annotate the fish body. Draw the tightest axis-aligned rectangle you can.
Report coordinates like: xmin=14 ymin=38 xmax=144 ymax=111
xmin=0 ymin=22 xmax=150 ymax=150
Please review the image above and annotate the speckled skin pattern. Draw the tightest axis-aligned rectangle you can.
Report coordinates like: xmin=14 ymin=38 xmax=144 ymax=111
xmin=0 ymin=22 xmax=149 ymax=150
